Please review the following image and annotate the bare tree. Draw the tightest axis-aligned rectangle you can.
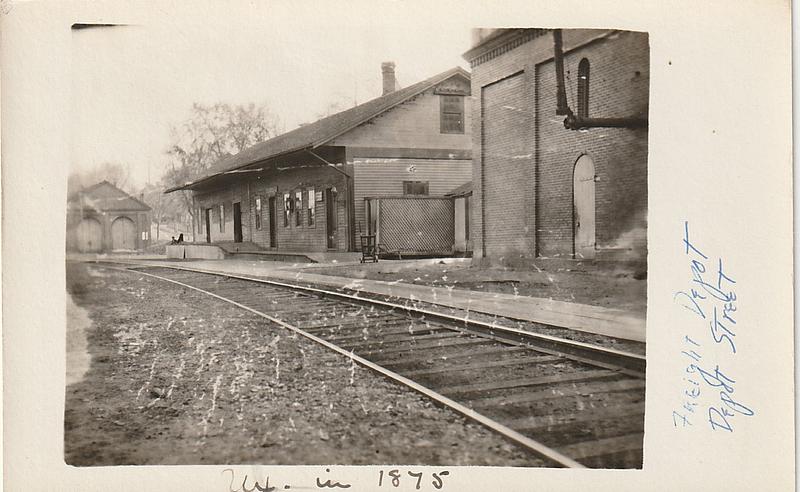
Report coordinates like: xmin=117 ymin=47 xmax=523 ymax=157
xmin=313 ymin=92 xmax=355 ymax=120
xmin=163 ymin=102 xmax=282 ymax=239
xmin=68 ymin=161 xmax=132 ymax=195
xmin=140 ymin=181 xmax=183 ymax=241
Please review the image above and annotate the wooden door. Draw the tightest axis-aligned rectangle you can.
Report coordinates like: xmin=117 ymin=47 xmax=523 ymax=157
xmin=77 ymin=218 xmax=102 ymax=253
xmin=365 ymin=198 xmax=378 ymax=236
xmin=268 ymin=196 xmax=277 ymax=247
xmin=233 ymin=202 xmax=243 ymax=243
xmin=325 ymin=189 xmax=337 ymax=250
xmin=464 ymin=195 xmax=471 ymax=244
xmin=573 ymin=155 xmax=596 ymax=259
xmin=205 ymin=209 xmax=211 ymax=243
xmin=111 ymin=216 xmax=136 ymax=251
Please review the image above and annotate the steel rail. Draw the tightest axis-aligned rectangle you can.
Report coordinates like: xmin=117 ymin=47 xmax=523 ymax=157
xmin=93 ymin=259 xmax=646 ymax=375
xmin=97 ymin=263 xmax=586 ymax=468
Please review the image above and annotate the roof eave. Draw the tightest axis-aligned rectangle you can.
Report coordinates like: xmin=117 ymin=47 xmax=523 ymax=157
xmin=164 ymin=144 xmax=315 ymax=194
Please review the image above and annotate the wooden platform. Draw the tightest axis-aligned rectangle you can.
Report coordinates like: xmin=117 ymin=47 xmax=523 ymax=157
xmin=116 ymin=258 xmax=646 ymax=342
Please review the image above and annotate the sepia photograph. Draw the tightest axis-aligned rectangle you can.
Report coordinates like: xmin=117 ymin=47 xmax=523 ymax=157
xmin=64 ymin=24 xmax=649 ymax=470
xmin=4 ymin=0 xmax=795 ymax=490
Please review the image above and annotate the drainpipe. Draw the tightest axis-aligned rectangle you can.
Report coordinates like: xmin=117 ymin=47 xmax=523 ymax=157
xmin=553 ymin=29 xmax=573 ymax=118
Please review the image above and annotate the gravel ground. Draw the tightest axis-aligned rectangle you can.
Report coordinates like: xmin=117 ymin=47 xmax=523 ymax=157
xmin=305 ymin=260 xmax=646 ymax=318
xmin=64 ymin=262 xmax=546 ymax=466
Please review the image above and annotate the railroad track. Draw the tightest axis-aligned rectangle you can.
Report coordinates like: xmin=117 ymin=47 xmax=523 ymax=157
xmin=91 ymin=261 xmax=645 ymax=469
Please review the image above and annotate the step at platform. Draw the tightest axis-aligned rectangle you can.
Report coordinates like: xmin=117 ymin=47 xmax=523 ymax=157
xmin=166 ymin=242 xmax=361 ymax=264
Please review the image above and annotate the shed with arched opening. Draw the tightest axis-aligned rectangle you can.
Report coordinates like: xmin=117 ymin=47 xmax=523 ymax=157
xmin=66 ymin=181 xmax=151 ymax=253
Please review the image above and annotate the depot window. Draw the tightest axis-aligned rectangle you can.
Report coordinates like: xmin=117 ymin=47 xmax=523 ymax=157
xmin=283 ymin=192 xmax=291 ymax=227
xmin=577 ymin=58 xmax=590 ymax=118
xmin=294 ymin=191 xmax=303 ymax=226
xmin=440 ymin=95 xmax=464 ymax=134
xmin=403 ymin=181 xmax=429 ymax=195
xmin=307 ymin=188 xmax=315 ymax=226
xmin=254 ymin=196 xmax=262 ymax=230
xmin=219 ymin=204 xmax=225 ymax=233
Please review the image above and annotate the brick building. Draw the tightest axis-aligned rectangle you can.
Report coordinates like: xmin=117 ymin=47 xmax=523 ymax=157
xmin=464 ymin=29 xmax=648 ymax=264
xmin=168 ymin=65 xmax=472 ymax=254
xmin=66 ymin=181 xmax=151 ymax=253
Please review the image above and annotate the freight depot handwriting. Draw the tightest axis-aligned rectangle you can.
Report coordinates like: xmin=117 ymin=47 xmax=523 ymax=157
xmin=674 ymin=221 xmax=738 ymax=354
xmin=672 ymin=221 xmax=754 ymax=432
xmin=223 ymin=467 xmax=351 ymax=492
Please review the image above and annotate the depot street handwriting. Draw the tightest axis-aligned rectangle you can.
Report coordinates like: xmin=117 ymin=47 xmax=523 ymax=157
xmin=672 ymin=221 xmax=754 ymax=431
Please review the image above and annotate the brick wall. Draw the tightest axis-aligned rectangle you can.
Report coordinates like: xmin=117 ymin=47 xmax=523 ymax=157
xmin=535 ymin=31 xmax=649 ymax=260
xmin=469 ymin=29 xmax=649 ymax=263
xmin=481 ymin=72 xmax=533 ymax=258
xmin=469 ymin=31 xmax=542 ymax=260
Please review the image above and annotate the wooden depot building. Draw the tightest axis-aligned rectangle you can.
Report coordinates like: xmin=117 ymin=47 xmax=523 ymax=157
xmin=167 ymin=64 xmax=472 ymax=256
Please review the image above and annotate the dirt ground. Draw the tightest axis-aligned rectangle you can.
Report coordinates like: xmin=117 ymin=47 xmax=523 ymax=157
xmin=305 ymin=260 xmax=647 ymax=318
xmin=64 ymin=262 xmax=546 ymax=466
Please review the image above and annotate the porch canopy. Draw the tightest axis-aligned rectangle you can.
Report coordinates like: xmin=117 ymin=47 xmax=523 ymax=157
xmin=166 ymin=146 xmax=348 ymax=194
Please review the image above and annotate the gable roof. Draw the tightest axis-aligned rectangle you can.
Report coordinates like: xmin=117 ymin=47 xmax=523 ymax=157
xmin=167 ymin=66 xmax=471 ymax=192
xmin=68 ymin=180 xmax=151 ymax=212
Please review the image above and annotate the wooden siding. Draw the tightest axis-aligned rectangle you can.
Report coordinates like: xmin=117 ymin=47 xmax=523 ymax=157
xmin=330 ymin=88 xmax=472 ymax=151
xmin=351 ymin=158 xmax=471 ymax=235
xmin=194 ymin=184 xmax=247 ymax=243
xmin=247 ymin=167 xmax=349 ymax=252
xmin=193 ymin=166 xmax=350 ymax=252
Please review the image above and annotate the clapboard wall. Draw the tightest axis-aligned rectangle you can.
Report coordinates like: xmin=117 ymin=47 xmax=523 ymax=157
xmin=351 ymin=159 xmax=471 ymax=235
xmin=330 ymin=87 xmax=472 ymax=150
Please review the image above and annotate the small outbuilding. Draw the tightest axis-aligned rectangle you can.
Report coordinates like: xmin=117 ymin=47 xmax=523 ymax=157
xmin=66 ymin=181 xmax=151 ymax=253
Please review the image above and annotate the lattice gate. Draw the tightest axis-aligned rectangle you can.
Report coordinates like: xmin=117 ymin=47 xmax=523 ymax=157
xmin=367 ymin=197 xmax=454 ymax=255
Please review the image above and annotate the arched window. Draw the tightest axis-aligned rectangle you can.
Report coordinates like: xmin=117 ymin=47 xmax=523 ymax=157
xmin=577 ymin=58 xmax=590 ymax=118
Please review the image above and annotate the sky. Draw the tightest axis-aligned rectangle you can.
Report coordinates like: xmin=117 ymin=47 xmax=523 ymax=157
xmin=70 ymin=3 xmax=474 ymax=189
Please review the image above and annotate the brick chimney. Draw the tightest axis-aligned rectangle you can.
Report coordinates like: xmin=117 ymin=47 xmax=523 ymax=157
xmin=381 ymin=61 xmax=396 ymax=95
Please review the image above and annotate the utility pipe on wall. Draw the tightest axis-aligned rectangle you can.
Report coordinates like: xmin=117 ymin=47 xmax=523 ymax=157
xmin=552 ymin=29 xmax=648 ymax=131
